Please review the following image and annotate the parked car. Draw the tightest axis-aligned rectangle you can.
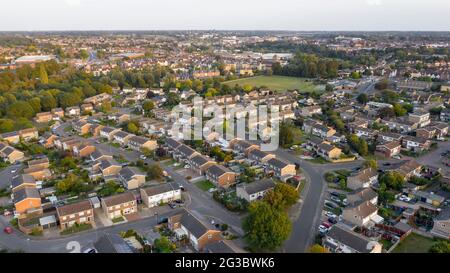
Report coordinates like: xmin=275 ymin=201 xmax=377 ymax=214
xmin=168 ymin=203 xmax=177 ymax=209
xmin=3 ymin=210 xmax=12 ymax=217
xmin=158 ymin=217 xmax=168 ymax=224
xmin=325 ymin=201 xmax=339 ymax=209
xmin=325 ymin=211 xmax=337 ymax=218
xmin=83 ymin=248 xmax=97 ymax=253
xmin=330 ymin=196 xmax=341 ymax=203
xmin=184 ymin=165 xmax=190 ymax=169
xmin=399 ymin=195 xmax=411 ymax=202
xmin=318 ymin=225 xmax=328 ymax=234
xmin=140 ymin=155 xmax=147 ymax=160
xmin=3 ymin=227 xmax=13 ymax=234
xmin=322 ymin=222 xmax=332 ymax=229
xmin=328 ymin=217 xmax=338 ymax=224
xmin=330 ymin=192 xmax=340 ymax=198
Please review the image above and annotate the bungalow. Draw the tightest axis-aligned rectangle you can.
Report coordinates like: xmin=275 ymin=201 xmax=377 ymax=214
xmin=236 ymin=179 xmax=276 ymax=202
xmin=205 ymin=164 xmax=236 ymax=189
xmin=101 ymin=192 xmax=137 ymax=220
xmin=342 ymin=201 xmax=380 ymax=227
xmin=401 ymin=136 xmax=431 ymax=152
xmin=347 ymin=168 xmax=378 ymax=190
xmin=128 ymin=136 xmax=157 ymax=152
xmin=118 ymin=167 xmax=146 ymax=190
xmin=140 ymin=182 xmax=181 ymax=208
xmin=188 ymin=154 xmax=217 ymax=175
xmin=65 ymin=106 xmax=81 ymax=117
xmin=112 ymin=131 xmax=135 ymax=146
xmin=56 ymin=200 xmax=94 ymax=231
xmin=99 ymin=126 xmax=122 ymax=141
xmin=13 ymin=186 xmax=42 ymax=216
xmin=35 ymin=112 xmax=53 ymax=123
xmin=323 ymin=225 xmax=382 ymax=253
xmin=168 ymin=209 xmax=222 ymax=251
xmin=375 ymin=141 xmax=401 ymax=158
xmin=247 ymin=149 xmax=276 ymax=163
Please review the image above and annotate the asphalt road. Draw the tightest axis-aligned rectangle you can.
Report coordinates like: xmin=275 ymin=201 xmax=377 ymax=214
xmin=0 ymin=164 xmax=23 ymax=190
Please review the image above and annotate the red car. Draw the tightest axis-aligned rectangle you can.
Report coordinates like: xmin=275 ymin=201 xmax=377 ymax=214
xmin=322 ymin=222 xmax=332 ymax=229
xmin=3 ymin=227 xmax=13 ymax=234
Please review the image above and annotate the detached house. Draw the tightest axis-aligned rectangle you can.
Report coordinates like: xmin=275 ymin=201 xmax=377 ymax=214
xmin=168 ymin=209 xmax=222 ymax=251
xmin=101 ymin=192 xmax=137 ymax=220
xmin=236 ymin=179 xmax=276 ymax=202
xmin=56 ymin=200 xmax=93 ymax=231
xmin=347 ymin=168 xmax=378 ymax=190
xmin=205 ymin=165 xmax=236 ymax=189
xmin=323 ymin=225 xmax=382 ymax=253
xmin=342 ymin=201 xmax=380 ymax=227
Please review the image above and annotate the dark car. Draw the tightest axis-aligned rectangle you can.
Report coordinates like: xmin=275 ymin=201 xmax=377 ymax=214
xmin=328 ymin=217 xmax=338 ymax=224
xmin=168 ymin=203 xmax=177 ymax=209
xmin=330 ymin=192 xmax=340 ymax=198
xmin=158 ymin=217 xmax=168 ymax=224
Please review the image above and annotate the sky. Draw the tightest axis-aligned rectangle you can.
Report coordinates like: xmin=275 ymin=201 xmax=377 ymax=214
xmin=1 ymin=0 xmax=449 ymax=31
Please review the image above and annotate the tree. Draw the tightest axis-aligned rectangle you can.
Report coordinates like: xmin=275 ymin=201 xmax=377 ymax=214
xmin=242 ymin=201 xmax=292 ymax=251
xmin=375 ymin=79 xmax=389 ymax=90
xmin=58 ymin=92 xmax=81 ymax=109
xmin=363 ymin=159 xmax=378 ymax=170
xmin=7 ymin=101 xmax=35 ymax=119
xmin=309 ymin=244 xmax=329 ymax=253
xmin=142 ymin=100 xmax=155 ymax=112
xmin=41 ymin=94 xmax=57 ymax=111
xmin=28 ymin=97 xmax=41 ymax=113
xmin=429 ymin=241 xmax=450 ymax=253
xmin=153 ymin=236 xmax=176 ymax=253
xmin=264 ymin=183 xmax=299 ymax=210
xmin=358 ymin=139 xmax=369 ymax=156
xmin=79 ymin=49 xmax=89 ymax=60
xmin=147 ymin=164 xmax=164 ymax=180
xmin=356 ymin=93 xmax=368 ymax=105
xmin=393 ymin=103 xmax=407 ymax=116
xmin=379 ymin=171 xmax=405 ymax=190
xmin=39 ymin=64 xmax=48 ymax=84
xmin=127 ymin=122 xmax=139 ymax=134
xmin=0 ymin=119 xmax=14 ymax=133
xmin=379 ymin=107 xmax=395 ymax=119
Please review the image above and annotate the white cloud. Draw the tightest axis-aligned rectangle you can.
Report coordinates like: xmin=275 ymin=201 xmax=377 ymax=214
xmin=65 ymin=0 xmax=82 ymax=7
xmin=366 ymin=0 xmax=383 ymax=6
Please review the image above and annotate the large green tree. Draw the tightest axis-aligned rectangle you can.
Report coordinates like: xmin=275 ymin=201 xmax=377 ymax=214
xmin=242 ymin=201 xmax=292 ymax=251
xmin=7 ymin=101 xmax=35 ymax=119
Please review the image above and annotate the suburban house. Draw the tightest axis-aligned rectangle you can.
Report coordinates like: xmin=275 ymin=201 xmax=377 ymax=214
xmin=112 ymin=131 xmax=135 ymax=146
xmin=229 ymin=139 xmax=259 ymax=156
xmin=28 ymin=157 xmax=50 ymax=169
xmin=312 ymin=123 xmax=336 ymax=139
xmin=205 ymin=164 xmax=236 ymax=189
xmin=94 ymin=233 xmax=134 ymax=253
xmin=118 ymin=167 xmax=146 ymax=190
xmin=408 ymin=110 xmax=430 ymax=128
xmin=100 ymin=126 xmax=122 ymax=141
xmin=23 ymin=165 xmax=51 ymax=181
xmin=266 ymin=158 xmax=296 ymax=178
xmin=347 ymin=168 xmax=378 ymax=190
xmin=42 ymin=134 xmax=58 ymax=148
xmin=1 ymin=128 xmax=39 ymax=144
xmin=342 ymin=201 xmax=381 ymax=227
xmin=97 ymin=159 xmax=122 ymax=177
xmin=89 ymin=124 xmax=105 ymax=137
xmin=174 ymin=144 xmax=200 ymax=161
xmin=11 ymin=174 xmax=36 ymax=192
xmin=13 ymin=187 xmax=42 ymax=216
xmin=323 ymin=225 xmax=382 ymax=253
xmin=375 ymin=141 xmax=401 ymax=158
xmin=168 ymin=209 xmax=222 ymax=251
xmin=73 ymin=143 xmax=96 ymax=158
xmin=188 ymin=154 xmax=217 ymax=175
xmin=73 ymin=121 xmax=92 ymax=135
xmin=140 ymin=182 xmax=181 ymax=208
xmin=316 ymin=143 xmax=342 ymax=161
xmin=56 ymin=200 xmax=94 ymax=231
xmin=51 ymin=108 xmax=64 ymax=118
xmin=128 ymin=135 xmax=157 ymax=152
xmin=401 ymin=136 xmax=431 ymax=152
xmin=65 ymin=106 xmax=81 ymax=117
xmin=247 ymin=149 xmax=276 ymax=163
xmin=35 ymin=112 xmax=53 ymax=123
xmin=0 ymin=144 xmax=25 ymax=163
xmin=299 ymin=105 xmax=322 ymax=117
xmin=347 ymin=188 xmax=378 ymax=205
xmin=0 ymin=131 xmax=20 ymax=144
xmin=395 ymin=160 xmax=422 ymax=180
xmin=20 ymin=128 xmax=39 ymax=141
xmin=166 ymin=137 xmax=182 ymax=153
xmin=236 ymin=179 xmax=276 ymax=202
xmin=101 ymin=192 xmax=137 ymax=220
xmin=431 ymin=209 xmax=450 ymax=239
xmin=378 ymin=132 xmax=403 ymax=143
xmin=90 ymin=150 xmax=113 ymax=162
xmin=81 ymin=103 xmax=94 ymax=113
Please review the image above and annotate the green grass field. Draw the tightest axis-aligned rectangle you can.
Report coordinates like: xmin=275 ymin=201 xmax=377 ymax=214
xmin=392 ymin=233 xmax=435 ymax=253
xmin=195 ymin=180 xmax=216 ymax=191
xmin=223 ymin=75 xmax=325 ymax=92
